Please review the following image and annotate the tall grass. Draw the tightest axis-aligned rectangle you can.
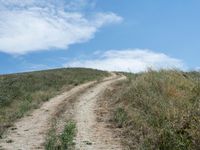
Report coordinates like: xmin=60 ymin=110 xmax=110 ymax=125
xmin=112 ymin=70 xmax=200 ymax=149
xmin=0 ymin=68 xmax=108 ymax=137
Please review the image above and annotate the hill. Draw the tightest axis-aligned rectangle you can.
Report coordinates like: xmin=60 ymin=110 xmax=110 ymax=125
xmin=1 ymin=68 xmax=200 ymax=150
xmin=0 ymin=68 xmax=109 ymax=137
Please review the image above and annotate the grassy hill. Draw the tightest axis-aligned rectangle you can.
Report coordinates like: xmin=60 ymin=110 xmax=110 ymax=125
xmin=107 ymin=70 xmax=200 ymax=150
xmin=0 ymin=68 xmax=109 ymax=137
xmin=1 ymin=68 xmax=200 ymax=149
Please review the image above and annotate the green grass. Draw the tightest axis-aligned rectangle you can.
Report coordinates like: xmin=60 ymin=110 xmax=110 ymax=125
xmin=111 ymin=70 xmax=200 ymax=149
xmin=0 ymin=68 xmax=108 ymax=137
xmin=45 ymin=121 xmax=76 ymax=150
xmin=45 ymin=126 xmax=57 ymax=150
xmin=114 ymin=107 xmax=128 ymax=128
xmin=60 ymin=122 xmax=76 ymax=149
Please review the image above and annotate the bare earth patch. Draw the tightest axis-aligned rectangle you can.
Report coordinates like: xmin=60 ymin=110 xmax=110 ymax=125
xmin=74 ymin=74 xmax=126 ymax=150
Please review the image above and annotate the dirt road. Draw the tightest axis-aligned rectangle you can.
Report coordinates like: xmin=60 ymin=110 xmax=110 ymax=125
xmin=0 ymin=73 xmax=125 ymax=150
xmin=75 ymin=74 xmax=125 ymax=150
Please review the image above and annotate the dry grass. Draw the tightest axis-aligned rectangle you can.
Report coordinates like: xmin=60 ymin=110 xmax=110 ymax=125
xmin=0 ymin=68 xmax=108 ymax=137
xmin=109 ymin=70 xmax=200 ymax=149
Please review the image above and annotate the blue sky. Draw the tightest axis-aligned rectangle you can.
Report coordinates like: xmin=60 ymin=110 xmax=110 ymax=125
xmin=0 ymin=0 xmax=199 ymax=74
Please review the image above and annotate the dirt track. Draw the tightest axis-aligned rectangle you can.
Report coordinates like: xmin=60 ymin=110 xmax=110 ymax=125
xmin=0 ymin=73 xmax=125 ymax=150
xmin=75 ymin=74 xmax=125 ymax=150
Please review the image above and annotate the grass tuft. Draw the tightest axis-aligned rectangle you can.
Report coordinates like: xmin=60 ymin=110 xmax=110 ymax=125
xmin=60 ymin=122 xmax=76 ymax=149
xmin=114 ymin=107 xmax=127 ymax=128
xmin=45 ymin=121 xmax=76 ymax=150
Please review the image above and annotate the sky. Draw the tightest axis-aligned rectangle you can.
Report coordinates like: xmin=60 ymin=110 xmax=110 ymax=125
xmin=0 ymin=0 xmax=200 ymax=74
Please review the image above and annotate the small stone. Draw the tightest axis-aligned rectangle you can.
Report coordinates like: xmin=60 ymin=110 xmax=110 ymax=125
xmin=83 ymin=141 xmax=92 ymax=145
xmin=11 ymin=127 xmax=17 ymax=130
xmin=6 ymin=139 xmax=13 ymax=143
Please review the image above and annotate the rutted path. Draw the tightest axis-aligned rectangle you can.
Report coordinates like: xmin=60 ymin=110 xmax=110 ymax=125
xmin=74 ymin=74 xmax=126 ymax=150
xmin=0 ymin=73 xmax=125 ymax=150
xmin=0 ymin=81 xmax=95 ymax=150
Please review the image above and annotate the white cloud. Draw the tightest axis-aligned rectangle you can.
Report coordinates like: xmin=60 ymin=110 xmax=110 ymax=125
xmin=64 ymin=49 xmax=186 ymax=73
xmin=0 ymin=0 xmax=122 ymax=55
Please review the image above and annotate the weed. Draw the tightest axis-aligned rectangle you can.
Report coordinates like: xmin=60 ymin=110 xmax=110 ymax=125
xmin=45 ymin=121 xmax=76 ymax=150
xmin=60 ymin=122 xmax=76 ymax=149
xmin=114 ymin=107 xmax=127 ymax=128
xmin=45 ymin=127 xmax=58 ymax=150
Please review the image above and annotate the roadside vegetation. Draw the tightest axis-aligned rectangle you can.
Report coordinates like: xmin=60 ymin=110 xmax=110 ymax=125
xmin=45 ymin=121 xmax=76 ymax=150
xmin=109 ymin=70 xmax=200 ymax=149
xmin=0 ymin=68 xmax=108 ymax=137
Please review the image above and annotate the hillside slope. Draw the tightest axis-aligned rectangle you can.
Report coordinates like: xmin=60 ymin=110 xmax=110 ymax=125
xmin=103 ymin=70 xmax=200 ymax=150
xmin=0 ymin=72 xmax=125 ymax=150
xmin=0 ymin=68 xmax=108 ymax=137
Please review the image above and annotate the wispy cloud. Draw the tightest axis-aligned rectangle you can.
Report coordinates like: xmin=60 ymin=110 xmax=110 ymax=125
xmin=0 ymin=0 xmax=122 ymax=55
xmin=64 ymin=49 xmax=186 ymax=73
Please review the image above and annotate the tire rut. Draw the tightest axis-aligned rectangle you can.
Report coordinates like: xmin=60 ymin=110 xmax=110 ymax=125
xmin=74 ymin=75 xmax=126 ymax=150
xmin=0 ymin=81 xmax=95 ymax=150
xmin=0 ymin=74 xmax=125 ymax=150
